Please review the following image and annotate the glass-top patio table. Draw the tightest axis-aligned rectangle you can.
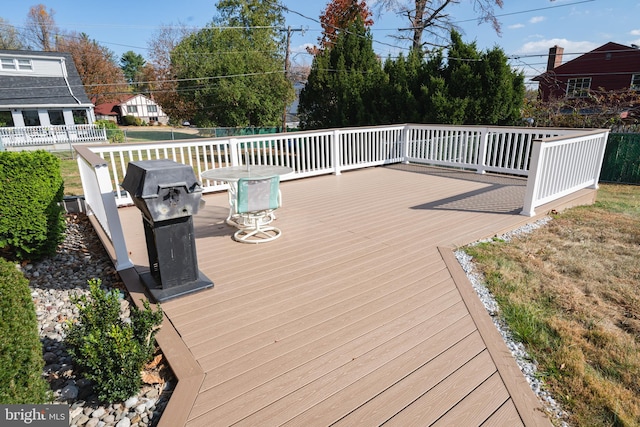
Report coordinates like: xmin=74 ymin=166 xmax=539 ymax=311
xmin=201 ymin=165 xmax=293 ymax=227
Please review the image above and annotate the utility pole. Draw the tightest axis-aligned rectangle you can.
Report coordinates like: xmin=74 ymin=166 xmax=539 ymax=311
xmin=282 ymin=26 xmax=303 ymax=133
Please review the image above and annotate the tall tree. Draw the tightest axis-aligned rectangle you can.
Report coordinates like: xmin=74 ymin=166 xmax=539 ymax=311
xmin=376 ymin=0 xmax=503 ymax=52
xmin=56 ymin=33 xmax=129 ymax=104
xmin=380 ymin=50 xmax=427 ymax=123
xmin=147 ymin=24 xmax=197 ymax=125
xmin=171 ymin=0 xmax=293 ymax=127
xmin=423 ymin=30 xmax=524 ymax=125
xmin=24 ymin=4 xmax=58 ymax=51
xmin=298 ymin=17 xmax=386 ymax=129
xmin=0 ymin=18 xmax=26 ymax=50
xmin=120 ymin=51 xmax=146 ymax=85
xmin=316 ymin=0 xmax=373 ymax=52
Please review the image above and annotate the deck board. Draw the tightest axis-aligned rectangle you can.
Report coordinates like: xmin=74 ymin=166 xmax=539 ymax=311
xmin=109 ymin=164 xmax=593 ymax=427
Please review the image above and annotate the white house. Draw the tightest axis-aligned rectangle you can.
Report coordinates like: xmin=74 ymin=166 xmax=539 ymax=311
xmin=95 ymin=94 xmax=169 ymax=125
xmin=0 ymin=49 xmax=96 ymax=128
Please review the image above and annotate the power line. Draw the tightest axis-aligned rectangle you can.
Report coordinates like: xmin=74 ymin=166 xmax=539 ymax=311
xmin=451 ymin=0 xmax=597 ymax=25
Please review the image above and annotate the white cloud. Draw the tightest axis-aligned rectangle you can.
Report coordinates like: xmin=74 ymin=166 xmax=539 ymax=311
xmin=630 ymin=29 xmax=640 ymax=36
xmin=516 ymin=38 xmax=600 ymax=58
xmin=529 ymin=16 xmax=545 ymax=24
xmin=292 ymin=42 xmax=314 ymax=54
xmin=508 ymin=23 xmax=525 ymax=30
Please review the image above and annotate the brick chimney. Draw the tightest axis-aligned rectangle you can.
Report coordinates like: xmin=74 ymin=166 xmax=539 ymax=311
xmin=546 ymin=45 xmax=564 ymax=70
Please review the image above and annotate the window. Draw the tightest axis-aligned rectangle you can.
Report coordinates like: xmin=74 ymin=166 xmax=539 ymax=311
xmin=17 ymin=59 xmax=32 ymax=70
xmin=22 ymin=110 xmax=41 ymax=126
xmin=0 ymin=111 xmax=14 ymax=127
xmin=73 ymin=110 xmax=88 ymax=124
xmin=1 ymin=58 xmax=16 ymax=70
xmin=147 ymin=105 xmax=158 ymax=113
xmin=0 ymin=58 xmax=32 ymax=71
xmin=48 ymin=110 xmax=65 ymax=125
xmin=149 ymin=116 xmax=158 ymax=123
xmin=127 ymin=105 xmax=138 ymax=113
xmin=631 ymin=74 xmax=640 ymax=91
xmin=566 ymin=77 xmax=591 ymax=98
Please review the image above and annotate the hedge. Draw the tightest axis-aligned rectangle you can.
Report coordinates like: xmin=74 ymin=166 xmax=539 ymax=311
xmin=0 ymin=258 xmax=50 ymax=403
xmin=0 ymin=151 xmax=65 ymax=261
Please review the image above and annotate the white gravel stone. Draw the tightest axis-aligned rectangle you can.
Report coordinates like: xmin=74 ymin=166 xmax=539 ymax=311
xmin=124 ymin=397 xmax=139 ymax=409
xmin=23 ymin=213 xmax=173 ymax=427
xmin=115 ymin=417 xmax=131 ymax=427
xmin=91 ymin=407 xmax=106 ymax=418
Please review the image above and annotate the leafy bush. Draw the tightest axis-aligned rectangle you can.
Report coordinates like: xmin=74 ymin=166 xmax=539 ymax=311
xmin=95 ymin=119 xmax=124 ymax=143
xmin=0 ymin=258 xmax=51 ymax=403
xmin=0 ymin=151 xmax=65 ymax=261
xmin=65 ymin=279 xmax=163 ymax=402
xmin=122 ymin=115 xmax=143 ymax=126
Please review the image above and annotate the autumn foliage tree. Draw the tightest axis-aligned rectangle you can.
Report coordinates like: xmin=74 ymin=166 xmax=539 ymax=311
xmin=315 ymin=0 xmax=373 ymax=52
xmin=23 ymin=4 xmax=58 ymax=51
xmin=0 ymin=18 xmax=26 ymax=50
xmin=56 ymin=33 xmax=129 ymax=104
xmin=146 ymin=24 xmax=198 ymax=125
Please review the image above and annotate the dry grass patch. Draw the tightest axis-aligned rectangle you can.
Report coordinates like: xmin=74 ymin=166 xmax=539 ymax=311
xmin=464 ymin=184 xmax=640 ymax=427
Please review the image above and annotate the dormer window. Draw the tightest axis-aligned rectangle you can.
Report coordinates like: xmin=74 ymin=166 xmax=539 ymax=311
xmin=17 ymin=59 xmax=32 ymax=71
xmin=631 ymin=74 xmax=640 ymax=90
xmin=567 ymin=77 xmax=591 ymax=98
xmin=1 ymin=57 xmax=33 ymax=71
xmin=1 ymin=58 xmax=16 ymax=70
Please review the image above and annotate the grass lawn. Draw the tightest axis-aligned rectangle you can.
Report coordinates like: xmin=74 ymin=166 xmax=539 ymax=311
xmin=58 ymin=154 xmax=83 ymax=196
xmin=463 ymin=183 xmax=640 ymax=426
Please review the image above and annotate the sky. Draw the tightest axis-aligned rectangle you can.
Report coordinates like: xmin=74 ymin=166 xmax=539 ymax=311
xmin=2 ymin=0 xmax=640 ymax=88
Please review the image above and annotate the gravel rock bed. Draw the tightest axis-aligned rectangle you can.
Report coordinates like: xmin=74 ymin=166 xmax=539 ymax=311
xmin=454 ymin=217 xmax=569 ymax=426
xmin=20 ymin=214 xmax=174 ymax=427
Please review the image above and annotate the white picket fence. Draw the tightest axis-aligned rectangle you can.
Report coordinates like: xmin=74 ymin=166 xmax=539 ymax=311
xmin=0 ymin=124 xmax=107 ymax=149
xmin=74 ymin=123 xmax=609 ymax=271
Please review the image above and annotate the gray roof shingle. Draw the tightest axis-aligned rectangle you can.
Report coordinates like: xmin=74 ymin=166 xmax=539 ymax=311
xmin=0 ymin=50 xmax=92 ymax=107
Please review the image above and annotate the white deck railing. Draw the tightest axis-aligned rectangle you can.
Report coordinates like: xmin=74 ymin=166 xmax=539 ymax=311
xmin=522 ymin=130 xmax=609 ymax=216
xmin=1 ymin=124 xmax=107 ymax=148
xmin=74 ymin=123 xmax=609 ymax=270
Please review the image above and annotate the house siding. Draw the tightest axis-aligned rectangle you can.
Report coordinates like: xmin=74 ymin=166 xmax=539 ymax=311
xmin=0 ymin=49 xmax=95 ymax=127
xmin=118 ymin=94 xmax=169 ymax=125
xmin=535 ymin=43 xmax=640 ymax=101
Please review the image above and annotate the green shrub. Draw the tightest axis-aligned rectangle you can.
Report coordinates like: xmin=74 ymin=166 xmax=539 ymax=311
xmin=0 ymin=151 xmax=65 ymax=261
xmin=95 ymin=120 xmax=124 ymax=143
xmin=122 ymin=115 xmax=143 ymax=126
xmin=65 ymin=279 xmax=163 ymax=402
xmin=0 ymin=258 xmax=51 ymax=403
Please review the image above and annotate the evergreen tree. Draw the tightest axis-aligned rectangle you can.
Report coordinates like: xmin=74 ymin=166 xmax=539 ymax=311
xmin=422 ymin=30 xmax=525 ymax=125
xmin=299 ymin=17 xmax=385 ymax=129
xmin=381 ymin=51 xmax=426 ymax=124
xmin=120 ymin=51 xmax=146 ymax=85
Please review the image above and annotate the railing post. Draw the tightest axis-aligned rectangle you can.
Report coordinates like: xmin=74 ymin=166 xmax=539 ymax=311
xmin=96 ymin=165 xmax=134 ymax=271
xmin=521 ymin=139 xmax=544 ymax=216
xmin=590 ymin=131 xmax=610 ymax=189
xmin=402 ymin=125 xmax=411 ymax=164
xmin=77 ymin=152 xmax=134 ymax=271
xmin=332 ymin=129 xmax=342 ymax=175
xmin=229 ymin=138 xmax=240 ymax=167
xmin=476 ymin=127 xmax=489 ymax=174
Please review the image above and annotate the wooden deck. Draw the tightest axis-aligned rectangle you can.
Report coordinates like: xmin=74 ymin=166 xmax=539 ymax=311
xmin=105 ymin=164 xmax=596 ymax=427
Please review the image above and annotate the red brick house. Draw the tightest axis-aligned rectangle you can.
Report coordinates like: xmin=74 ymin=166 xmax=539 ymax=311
xmin=533 ymin=42 xmax=640 ymax=102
